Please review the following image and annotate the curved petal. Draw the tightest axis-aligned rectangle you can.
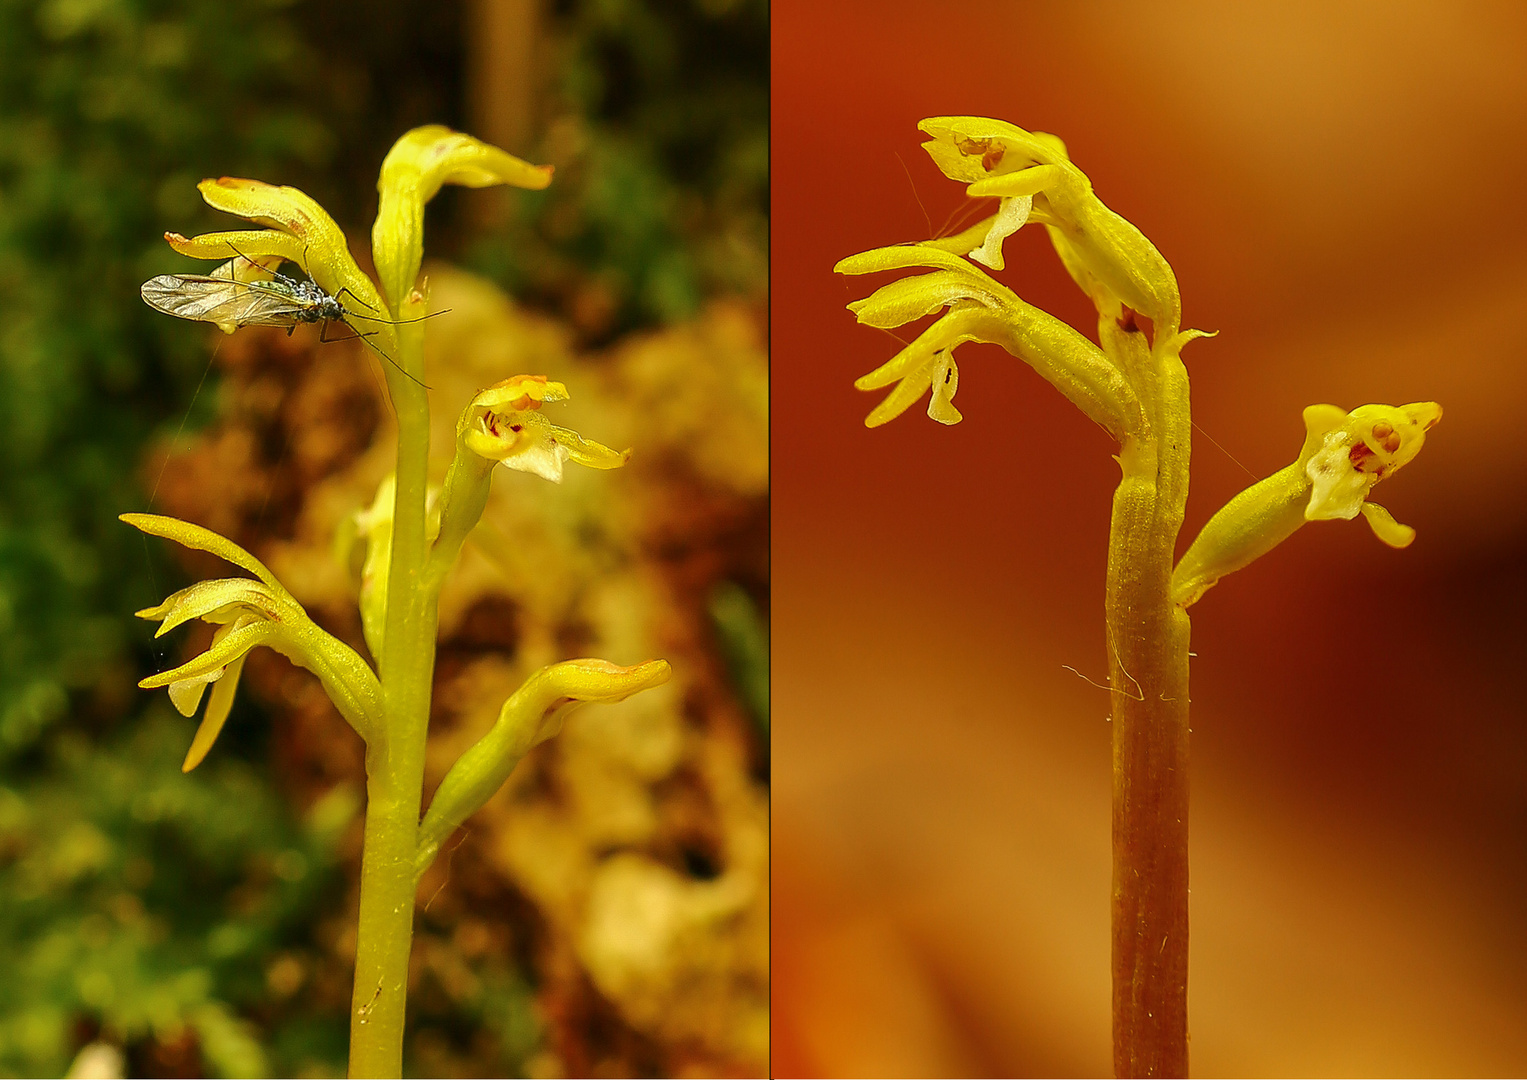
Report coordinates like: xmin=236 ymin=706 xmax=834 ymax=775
xmin=847 ymin=271 xmax=1002 ymax=328
xmin=164 ymin=229 xmax=308 ymax=273
xmin=372 ymin=125 xmax=553 ymax=310
xmin=967 ymin=194 xmax=1033 ymax=271
xmin=834 ymin=244 xmax=984 ymax=277
xmin=926 ymin=352 xmax=962 ymax=425
xmin=864 ymin=362 xmax=937 ymax=429
xmin=139 ymin=621 xmax=279 ymax=690
xmin=135 ymin=578 xmax=283 ymax=638
xmin=468 ymin=375 xmax=571 ymax=416
xmin=169 ymin=668 xmax=221 ymax=717
xmin=1360 ymin=503 xmax=1417 ymax=548
xmin=854 ymin=310 xmax=980 ymax=391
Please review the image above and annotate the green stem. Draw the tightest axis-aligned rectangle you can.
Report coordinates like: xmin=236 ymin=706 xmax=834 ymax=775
xmin=1107 ymin=335 xmax=1192 ymax=1078
xmin=349 ymin=321 xmax=436 ymax=1078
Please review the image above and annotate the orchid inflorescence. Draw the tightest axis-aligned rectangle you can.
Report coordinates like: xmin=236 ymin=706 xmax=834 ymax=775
xmin=836 ymin=116 xmax=1442 ymax=1075
xmin=129 ymin=126 xmax=671 ymax=1074
xmin=837 ymin=116 xmax=1440 ymax=606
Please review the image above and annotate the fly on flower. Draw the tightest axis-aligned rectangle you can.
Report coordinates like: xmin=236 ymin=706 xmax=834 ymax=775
xmin=140 ymin=249 xmax=434 ymax=386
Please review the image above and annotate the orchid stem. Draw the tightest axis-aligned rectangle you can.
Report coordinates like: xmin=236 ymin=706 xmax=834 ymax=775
xmin=1107 ymin=338 xmax=1192 ymax=1077
xmin=349 ymin=319 xmax=435 ymax=1078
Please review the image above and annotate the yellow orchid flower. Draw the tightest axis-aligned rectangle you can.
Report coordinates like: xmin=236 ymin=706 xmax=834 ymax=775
xmin=1171 ymin=402 xmax=1442 ymax=608
xmin=163 ymin=177 xmax=391 ymax=331
xmin=461 ymin=374 xmax=631 ymax=482
xmin=917 ymin=116 xmax=1182 ymax=337
xmin=414 ymin=658 xmax=673 ymax=876
xmin=125 ymin=513 xmax=382 ymax=768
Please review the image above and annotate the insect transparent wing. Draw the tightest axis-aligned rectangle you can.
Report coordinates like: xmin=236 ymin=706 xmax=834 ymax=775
xmin=140 ymin=275 xmax=306 ymax=330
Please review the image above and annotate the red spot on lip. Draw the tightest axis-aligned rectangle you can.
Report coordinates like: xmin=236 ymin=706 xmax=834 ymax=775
xmin=1349 ymin=443 xmax=1377 ymax=470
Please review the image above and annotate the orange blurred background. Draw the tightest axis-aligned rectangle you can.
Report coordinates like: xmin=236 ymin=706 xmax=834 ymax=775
xmin=771 ymin=0 xmax=1527 ymax=1075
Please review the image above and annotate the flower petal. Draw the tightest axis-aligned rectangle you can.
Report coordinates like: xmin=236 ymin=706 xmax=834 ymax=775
xmin=462 ymin=381 xmax=631 ymax=483
xmin=917 ymin=117 xmax=1070 ymax=182
xmin=834 ymin=244 xmax=983 ymax=277
xmin=468 ymin=375 xmax=571 ymax=415
xmin=864 ymin=362 xmax=936 ymax=429
xmin=135 ymin=579 xmax=283 ymax=638
xmin=139 ymin=621 xmax=279 ymax=690
xmin=164 ymin=229 xmax=308 ymax=274
xmin=192 ymin=179 xmax=388 ymax=323
xmin=847 ymin=271 xmax=1001 ymax=329
xmin=926 ymin=352 xmax=962 ymax=425
xmin=854 ymin=310 xmax=980 ymax=391
xmin=967 ymin=194 xmax=1033 ymax=271
xmin=168 ymin=668 xmax=222 ymax=717
xmin=1304 ymin=433 xmax=1374 ymax=521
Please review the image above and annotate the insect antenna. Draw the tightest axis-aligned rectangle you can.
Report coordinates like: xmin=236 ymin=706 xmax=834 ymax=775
xmin=344 ymin=307 xmax=453 ymax=326
xmin=332 ymin=285 xmax=453 ymax=327
xmin=345 ymin=319 xmax=433 ymax=391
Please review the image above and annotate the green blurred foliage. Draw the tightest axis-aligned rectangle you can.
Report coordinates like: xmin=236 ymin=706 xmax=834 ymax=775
xmin=709 ymin=580 xmax=769 ymax=737
xmin=0 ymin=0 xmax=335 ymax=762
xmin=466 ymin=0 xmax=769 ymax=339
xmin=0 ymin=713 xmax=355 ymax=1077
xmin=0 ymin=0 xmax=764 ymax=1072
xmin=0 ymin=0 xmax=350 ymax=1073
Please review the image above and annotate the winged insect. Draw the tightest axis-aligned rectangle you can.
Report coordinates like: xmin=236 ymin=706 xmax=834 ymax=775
xmin=140 ymin=248 xmax=437 ymax=388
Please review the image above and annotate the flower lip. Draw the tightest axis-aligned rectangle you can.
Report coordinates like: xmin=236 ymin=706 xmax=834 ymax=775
xmin=1302 ymin=401 xmax=1441 ymax=524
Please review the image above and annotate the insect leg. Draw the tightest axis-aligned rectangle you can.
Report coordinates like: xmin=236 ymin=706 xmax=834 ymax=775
xmin=319 ymin=320 xmax=379 ymax=345
xmin=335 ymin=286 xmax=380 ymax=314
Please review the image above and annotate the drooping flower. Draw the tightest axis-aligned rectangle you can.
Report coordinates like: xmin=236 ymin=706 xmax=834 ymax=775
xmin=125 ymin=514 xmax=381 ymax=769
xmin=461 ymin=375 xmax=630 ymax=482
xmin=916 ymin=116 xmax=1182 ymax=337
xmin=835 ymin=245 xmax=1144 ymax=438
